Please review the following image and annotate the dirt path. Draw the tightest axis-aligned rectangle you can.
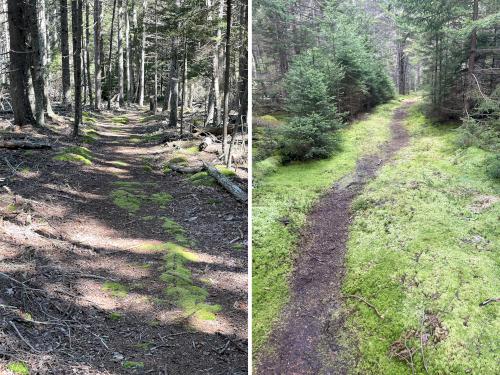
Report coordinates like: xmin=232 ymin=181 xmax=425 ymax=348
xmin=0 ymin=110 xmax=247 ymax=374
xmin=256 ymin=101 xmax=414 ymax=374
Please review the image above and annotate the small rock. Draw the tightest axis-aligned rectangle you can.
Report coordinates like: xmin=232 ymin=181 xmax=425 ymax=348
xmin=112 ymin=352 xmax=124 ymax=362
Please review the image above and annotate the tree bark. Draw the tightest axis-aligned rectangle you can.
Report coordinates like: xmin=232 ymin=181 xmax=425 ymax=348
xmin=138 ymin=0 xmax=148 ymax=106
xmin=94 ymin=0 xmax=103 ymax=110
xmin=7 ymin=0 xmax=35 ymax=125
xmin=60 ymin=0 xmax=71 ymax=106
xmin=222 ymin=0 xmax=232 ymax=161
xmin=72 ymin=0 xmax=83 ymax=137
xmin=29 ymin=0 xmax=47 ymax=127
xmin=465 ymin=0 xmax=479 ymax=114
xmin=168 ymin=42 xmax=179 ymax=127
xmin=107 ymin=0 xmax=118 ymax=109
xmin=117 ymin=0 xmax=124 ymax=106
xmin=180 ymin=39 xmax=187 ymax=134
xmin=85 ymin=0 xmax=93 ymax=107
xmin=125 ymin=0 xmax=132 ymax=105
xmin=238 ymin=2 xmax=248 ymax=123
xmin=153 ymin=0 xmax=158 ymax=112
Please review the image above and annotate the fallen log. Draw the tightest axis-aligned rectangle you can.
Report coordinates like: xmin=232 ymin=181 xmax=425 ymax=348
xmin=0 ymin=139 xmax=52 ymax=150
xmin=168 ymin=163 xmax=204 ymax=174
xmin=198 ymin=137 xmax=213 ymax=151
xmin=203 ymin=162 xmax=247 ymax=203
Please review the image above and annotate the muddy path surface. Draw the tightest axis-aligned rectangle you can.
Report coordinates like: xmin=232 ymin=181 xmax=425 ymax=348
xmin=256 ymin=101 xmax=414 ymax=374
xmin=0 ymin=110 xmax=247 ymax=374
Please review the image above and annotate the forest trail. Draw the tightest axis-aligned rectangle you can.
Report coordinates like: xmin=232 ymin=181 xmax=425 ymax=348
xmin=0 ymin=111 xmax=247 ymax=374
xmin=256 ymin=100 xmax=415 ymax=374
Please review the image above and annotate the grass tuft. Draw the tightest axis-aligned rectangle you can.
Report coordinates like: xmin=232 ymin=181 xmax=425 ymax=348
xmin=102 ymin=281 xmax=128 ymax=298
xmin=7 ymin=362 xmax=29 ymax=375
xmin=53 ymin=146 xmax=93 ymax=165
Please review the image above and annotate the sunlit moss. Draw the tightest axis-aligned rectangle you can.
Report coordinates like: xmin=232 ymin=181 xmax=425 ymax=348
xmin=108 ymin=311 xmax=123 ymax=321
xmin=122 ymin=361 xmax=144 ymax=369
xmin=150 ymin=192 xmax=173 ymax=207
xmin=110 ymin=189 xmax=144 ymax=212
xmin=110 ymin=160 xmax=129 ymax=167
xmin=7 ymin=362 xmax=29 ymax=375
xmin=102 ymin=281 xmax=128 ymax=298
xmin=53 ymin=146 xmax=93 ymax=165
xmin=112 ymin=116 xmax=129 ymax=124
xmin=162 ymin=218 xmax=188 ymax=245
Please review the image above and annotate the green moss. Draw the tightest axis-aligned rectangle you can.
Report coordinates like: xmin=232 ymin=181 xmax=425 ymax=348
xmin=252 ymin=99 xmax=404 ymax=353
xmin=134 ymin=341 xmax=153 ymax=351
xmin=341 ymin=103 xmax=500 ymax=374
xmin=215 ymin=165 xmax=237 ymax=177
xmin=141 ymin=215 xmax=156 ymax=221
xmin=6 ymin=203 xmax=17 ymax=213
xmin=110 ymin=189 xmax=144 ymax=213
xmin=189 ymin=171 xmax=216 ymax=186
xmin=140 ymin=114 xmax=163 ymax=123
xmin=112 ymin=116 xmax=129 ymax=124
xmin=82 ymin=128 xmax=100 ymax=143
xmin=102 ymin=281 xmax=128 ymax=298
xmin=7 ymin=362 xmax=29 ymax=375
xmin=161 ymin=242 xmax=221 ymax=320
xmin=231 ymin=243 xmax=245 ymax=251
xmin=254 ymin=156 xmax=282 ymax=181
xmin=163 ymin=166 xmax=172 ymax=174
xmin=122 ymin=361 xmax=144 ymax=369
xmin=207 ymin=198 xmax=222 ymax=205
xmin=83 ymin=115 xmax=97 ymax=124
xmin=129 ymin=136 xmax=141 ymax=144
xmin=185 ymin=146 xmax=199 ymax=154
xmin=138 ymin=242 xmax=170 ymax=251
xmin=108 ymin=311 xmax=123 ymax=321
xmin=162 ymin=218 xmax=189 ymax=245
xmin=20 ymin=167 xmax=31 ymax=174
xmin=53 ymin=146 xmax=93 ymax=165
xmin=150 ymin=192 xmax=173 ymax=207
xmin=110 ymin=161 xmax=129 ymax=167
xmin=169 ymin=156 xmax=188 ymax=165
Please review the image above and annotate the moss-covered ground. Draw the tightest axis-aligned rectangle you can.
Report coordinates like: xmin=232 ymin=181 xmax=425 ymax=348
xmin=342 ymin=104 xmax=499 ymax=374
xmin=252 ymin=99 xmax=405 ymax=352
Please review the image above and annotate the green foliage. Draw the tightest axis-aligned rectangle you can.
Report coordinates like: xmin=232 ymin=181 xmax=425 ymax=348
xmin=162 ymin=217 xmax=188 ymax=245
xmin=150 ymin=192 xmax=173 ymax=207
xmin=189 ymin=171 xmax=216 ymax=186
xmin=343 ymin=104 xmax=500 ymax=374
xmin=169 ymin=156 xmax=188 ymax=165
xmin=253 ymin=100 xmax=401 ymax=354
xmin=110 ymin=181 xmax=171 ymax=213
xmin=484 ymin=154 xmax=500 ymax=180
xmin=108 ymin=311 xmax=123 ymax=321
xmin=110 ymin=161 xmax=129 ymax=167
xmin=7 ymin=362 xmax=29 ymax=375
xmin=53 ymin=146 xmax=93 ymax=165
xmin=279 ymin=114 xmax=342 ymax=162
xmin=111 ymin=189 xmax=144 ymax=212
xmin=112 ymin=116 xmax=129 ymax=125
xmin=102 ymin=281 xmax=128 ymax=298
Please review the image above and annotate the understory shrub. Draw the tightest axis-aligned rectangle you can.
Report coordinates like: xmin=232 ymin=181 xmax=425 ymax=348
xmin=279 ymin=114 xmax=341 ymax=162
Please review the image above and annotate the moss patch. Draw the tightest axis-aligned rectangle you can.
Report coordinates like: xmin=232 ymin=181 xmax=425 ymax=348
xmin=189 ymin=171 xmax=216 ymax=186
xmin=184 ymin=146 xmax=199 ymax=154
xmin=110 ymin=189 xmax=144 ymax=213
xmin=102 ymin=281 xmax=128 ymax=298
xmin=53 ymin=146 xmax=93 ymax=165
xmin=108 ymin=311 xmax=123 ymax=321
xmin=161 ymin=242 xmax=221 ymax=320
xmin=122 ymin=361 xmax=144 ymax=369
xmin=162 ymin=217 xmax=189 ymax=245
xmin=169 ymin=156 xmax=188 ymax=165
xmin=112 ymin=116 xmax=129 ymax=125
xmin=7 ymin=362 xmax=29 ymax=375
xmin=151 ymin=192 xmax=173 ymax=207
xmin=110 ymin=160 xmax=129 ymax=167
xmin=341 ymin=103 xmax=500 ymax=373
xmin=110 ymin=181 xmax=170 ymax=213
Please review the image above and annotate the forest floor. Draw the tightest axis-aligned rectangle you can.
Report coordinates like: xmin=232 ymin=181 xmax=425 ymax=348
xmin=0 ymin=108 xmax=248 ymax=374
xmin=255 ymin=100 xmax=413 ymax=374
xmin=254 ymin=98 xmax=499 ymax=374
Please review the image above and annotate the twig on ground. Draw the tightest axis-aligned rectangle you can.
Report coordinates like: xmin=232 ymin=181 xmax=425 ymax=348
xmin=345 ymin=294 xmax=385 ymax=319
xmin=9 ymin=321 xmax=43 ymax=354
xmin=479 ymin=297 xmax=500 ymax=306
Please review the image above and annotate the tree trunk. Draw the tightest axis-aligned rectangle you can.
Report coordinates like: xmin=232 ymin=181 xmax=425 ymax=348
xmin=168 ymin=41 xmax=179 ymax=128
xmin=179 ymin=39 xmax=187 ymax=134
xmin=238 ymin=2 xmax=248 ymax=123
xmin=125 ymin=0 xmax=132 ymax=105
xmin=222 ymin=0 xmax=232 ymax=162
xmin=466 ymin=0 xmax=479 ymax=114
xmin=7 ymin=0 xmax=35 ymax=125
xmin=85 ymin=0 xmax=93 ymax=107
xmin=94 ymin=0 xmax=103 ymax=110
xmin=60 ymin=0 xmax=71 ymax=106
xmin=72 ymin=0 xmax=83 ymax=137
xmin=138 ymin=0 xmax=148 ymax=106
xmin=107 ymin=0 xmax=118 ymax=110
xmin=117 ymin=0 xmax=124 ymax=106
xmin=153 ymin=0 xmax=158 ymax=112
xmin=214 ymin=0 xmax=224 ymax=126
xmin=29 ymin=0 xmax=47 ymax=127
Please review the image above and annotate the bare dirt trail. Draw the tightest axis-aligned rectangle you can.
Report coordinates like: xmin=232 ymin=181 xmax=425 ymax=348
xmin=256 ymin=101 xmax=415 ymax=374
xmin=0 ymin=110 xmax=247 ymax=374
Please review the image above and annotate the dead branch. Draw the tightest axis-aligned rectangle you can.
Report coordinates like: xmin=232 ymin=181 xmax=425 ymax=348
xmin=0 ymin=139 xmax=52 ymax=150
xmin=9 ymin=321 xmax=43 ymax=354
xmin=168 ymin=163 xmax=204 ymax=174
xmin=345 ymin=294 xmax=384 ymax=320
xmin=479 ymin=297 xmax=500 ymax=306
xmin=203 ymin=162 xmax=247 ymax=203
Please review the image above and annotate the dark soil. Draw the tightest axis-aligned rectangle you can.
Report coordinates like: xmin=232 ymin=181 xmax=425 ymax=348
xmin=0 ymin=109 xmax=247 ymax=374
xmin=255 ymin=101 xmax=414 ymax=374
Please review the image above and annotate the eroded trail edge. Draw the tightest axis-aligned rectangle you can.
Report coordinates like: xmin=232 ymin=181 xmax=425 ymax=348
xmin=257 ymin=101 xmax=414 ymax=374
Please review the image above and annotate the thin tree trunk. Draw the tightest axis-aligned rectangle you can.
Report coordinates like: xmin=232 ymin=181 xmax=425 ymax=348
xmin=118 ymin=0 xmax=124 ymax=106
xmin=107 ymin=0 xmax=118 ymax=109
xmin=85 ymin=0 xmax=93 ymax=107
xmin=94 ymin=0 xmax=102 ymax=110
xmin=30 ymin=0 xmax=47 ymax=127
xmin=222 ymin=0 xmax=232 ymax=162
xmin=125 ymin=0 xmax=131 ymax=105
xmin=168 ymin=40 xmax=179 ymax=128
xmin=138 ymin=0 xmax=148 ymax=106
xmin=60 ymin=0 xmax=71 ymax=106
xmin=179 ymin=39 xmax=187 ymax=134
xmin=238 ymin=2 xmax=247 ymax=124
xmin=72 ymin=0 xmax=83 ymax=136
xmin=153 ymin=0 xmax=158 ymax=112
xmin=466 ymin=0 xmax=479 ymax=114
xmin=214 ymin=0 xmax=224 ymax=126
xmin=7 ymin=0 xmax=34 ymax=125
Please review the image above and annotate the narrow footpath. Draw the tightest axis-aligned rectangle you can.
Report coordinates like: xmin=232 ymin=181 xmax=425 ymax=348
xmin=257 ymin=101 xmax=415 ymax=374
